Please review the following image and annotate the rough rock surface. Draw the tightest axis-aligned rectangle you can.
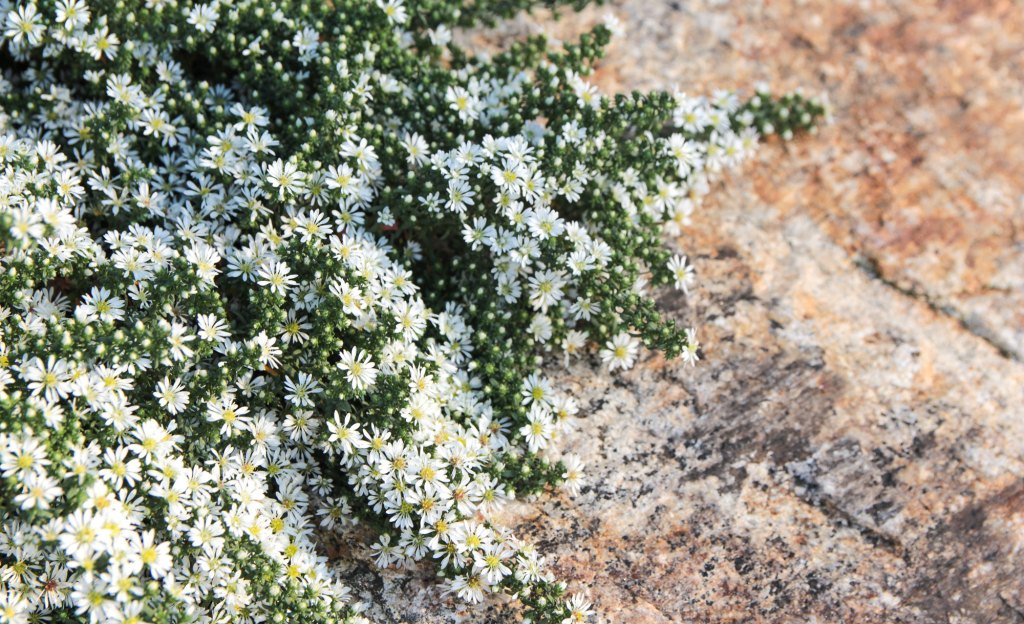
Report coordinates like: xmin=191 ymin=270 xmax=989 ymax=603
xmin=343 ymin=2 xmax=1024 ymax=622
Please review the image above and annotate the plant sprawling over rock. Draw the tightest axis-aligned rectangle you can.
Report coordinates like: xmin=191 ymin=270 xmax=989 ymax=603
xmin=0 ymin=0 xmax=824 ymax=622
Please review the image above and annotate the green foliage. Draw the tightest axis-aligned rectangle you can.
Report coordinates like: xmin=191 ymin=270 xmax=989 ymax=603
xmin=0 ymin=0 xmax=823 ymax=622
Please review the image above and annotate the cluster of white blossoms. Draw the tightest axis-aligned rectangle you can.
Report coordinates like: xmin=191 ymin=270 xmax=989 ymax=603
xmin=0 ymin=0 xmax=825 ymax=622
xmin=422 ymin=80 xmax=770 ymax=372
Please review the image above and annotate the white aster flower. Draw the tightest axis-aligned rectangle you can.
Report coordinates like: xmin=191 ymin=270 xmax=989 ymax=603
xmin=600 ymin=332 xmax=640 ymax=372
xmin=668 ymin=254 xmax=696 ymax=294
xmin=153 ymin=376 xmax=190 ymax=415
xmin=337 ymin=347 xmax=378 ymax=392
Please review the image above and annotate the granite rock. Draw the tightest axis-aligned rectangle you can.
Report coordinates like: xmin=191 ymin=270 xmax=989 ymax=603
xmin=341 ymin=2 xmax=1024 ymax=622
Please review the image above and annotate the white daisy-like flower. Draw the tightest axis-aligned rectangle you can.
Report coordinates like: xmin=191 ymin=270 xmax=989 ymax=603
xmin=600 ymin=332 xmax=640 ymax=372
xmin=681 ymin=327 xmax=701 ymax=367
xmin=153 ymin=377 xmax=189 ymax=415
xmin=337 ymin=347 xmax=379 ymax=392
xmin=668 ymin=253 xmax=696 ymax=294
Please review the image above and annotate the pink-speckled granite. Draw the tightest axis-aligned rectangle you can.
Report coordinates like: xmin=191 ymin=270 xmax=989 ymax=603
xmin=335 ymin=2 xmax=1024 ymax=622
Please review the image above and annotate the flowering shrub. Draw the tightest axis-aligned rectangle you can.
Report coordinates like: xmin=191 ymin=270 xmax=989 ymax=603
xmin=0 ymin=0 xmax=825 ymax=622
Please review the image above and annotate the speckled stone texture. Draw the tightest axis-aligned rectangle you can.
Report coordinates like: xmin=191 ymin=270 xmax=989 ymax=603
xmin=341 ymin=2 xmax=1024 ymax=622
